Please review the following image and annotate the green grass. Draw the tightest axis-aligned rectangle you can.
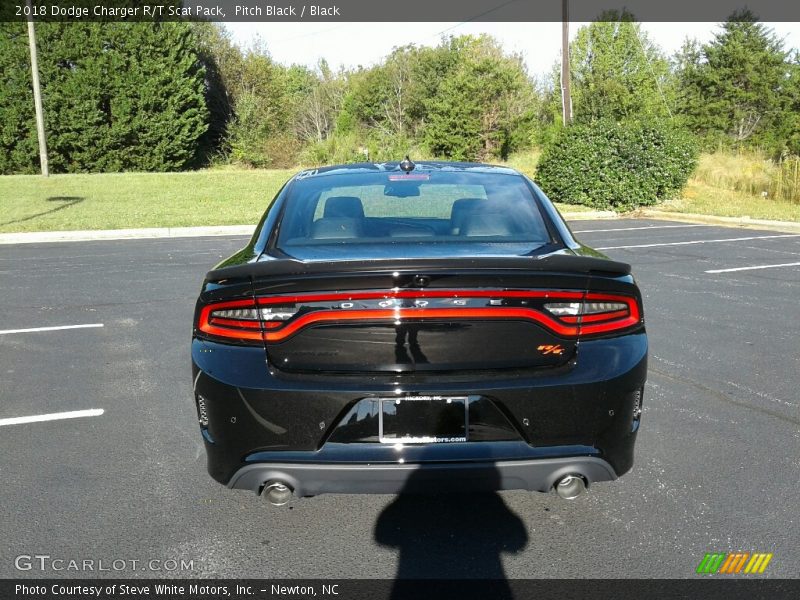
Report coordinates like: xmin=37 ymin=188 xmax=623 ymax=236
xmin=691 ymin=151 xmax=800 ymax=204
xmin=0 ymin=162 xmax=590 ymax=233
xmin=505 ymin=148 xmax=800 ymax=222
xmin=4 ymin=149 xmax=798 ymax=234
xmin=503 ymin=149 xmax=542 ymax=179
xmin=658 ymin=180 xmax=800 ymax=222
xmin=654 ymin=151 xmax=800 ymax=221
xmin=0 ymin=168 xmax=294 ymax=233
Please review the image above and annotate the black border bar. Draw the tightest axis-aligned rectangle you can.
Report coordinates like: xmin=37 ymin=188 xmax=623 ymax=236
xmin=3 ymin=0 xmax=800 ymax=23
xmin=4 ymin=579 xmax=800 ymax=600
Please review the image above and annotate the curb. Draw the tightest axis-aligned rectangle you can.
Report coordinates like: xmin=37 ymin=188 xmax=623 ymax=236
xmin=560 ymin=210 xmax=618 ymax=220
xmin=0 ymin=225 xmax=255 ymax=245
xmin=637 ymin=210 xmax=800 ymax=234
xmin=1 ymin=210 xmax=798 ymax=244
xmin=0 ymin=212 xmax=616 ymax=245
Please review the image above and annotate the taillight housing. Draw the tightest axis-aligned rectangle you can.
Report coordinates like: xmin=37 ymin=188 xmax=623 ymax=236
xmin=196 ymin=299 xmax=299 ymax=343
xmin=543 ymin=293 xmax=641 ymax=336
xmin=196 ymin=290 xmax=642 ymax=344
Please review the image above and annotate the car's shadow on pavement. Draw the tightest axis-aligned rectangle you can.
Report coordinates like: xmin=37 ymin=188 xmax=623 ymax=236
xmin=373 ymin=463 xmax=528 ymax=598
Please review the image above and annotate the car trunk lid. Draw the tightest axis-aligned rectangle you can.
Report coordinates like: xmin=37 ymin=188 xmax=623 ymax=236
xmin=201 ymin=254 xmax=637 ymax=374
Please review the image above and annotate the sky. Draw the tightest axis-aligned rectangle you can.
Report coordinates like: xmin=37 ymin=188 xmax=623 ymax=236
xmin=224 ymin=21 xmax=800 ymax=77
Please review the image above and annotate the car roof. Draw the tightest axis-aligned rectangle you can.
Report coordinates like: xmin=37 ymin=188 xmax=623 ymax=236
xmin=294 ymin=160 xmax=522 ymax=180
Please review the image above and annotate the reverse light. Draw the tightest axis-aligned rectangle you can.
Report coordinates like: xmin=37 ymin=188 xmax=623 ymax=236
xmin=544 ymin=301 xmax=628 ymax=316
xmin=211 ymin=308 xmax=260 ymax=320
xmin=542 ymin=302 xmax=582 ymax=316
xmin=259 ymin=306 xmax=297 ymax=321
xmin=210 ymin=306 xmax=298 ymax=321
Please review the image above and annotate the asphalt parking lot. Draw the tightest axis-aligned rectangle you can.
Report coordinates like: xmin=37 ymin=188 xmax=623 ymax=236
xmin=1 ymin=218 xmax=798 ymax=579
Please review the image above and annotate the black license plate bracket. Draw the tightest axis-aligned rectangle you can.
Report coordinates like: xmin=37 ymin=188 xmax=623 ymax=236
xmin=378 ymin=396 xmax=468 ymax=443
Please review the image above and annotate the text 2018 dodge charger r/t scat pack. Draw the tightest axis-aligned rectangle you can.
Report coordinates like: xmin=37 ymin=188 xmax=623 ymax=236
xmin=191 ymin=159 xmax=647 ymax=505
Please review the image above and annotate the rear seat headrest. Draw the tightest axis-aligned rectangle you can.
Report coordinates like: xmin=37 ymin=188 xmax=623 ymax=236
xmin=459 ymin=212 xmax=515 ymax=237
xmin=310 ymin=217 xmax=363 ymax=239
xmin=323 ymin=196 xmax=365 ymax=219
xmin=450 ymin=198 xmax=485 ymax=234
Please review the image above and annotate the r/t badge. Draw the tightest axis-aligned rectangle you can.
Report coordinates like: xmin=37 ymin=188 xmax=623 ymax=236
xmin=537 ymin=344 xmax=565 ymax=355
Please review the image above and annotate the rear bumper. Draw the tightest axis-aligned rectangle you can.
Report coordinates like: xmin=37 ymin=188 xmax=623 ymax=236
xmin=192 ymin=332 xmax=647 ymax=492
xmin=227 ymin=455 xmax=617 ymax=496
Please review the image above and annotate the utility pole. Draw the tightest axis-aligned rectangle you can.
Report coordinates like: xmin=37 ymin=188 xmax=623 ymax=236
xmin=26 ymin=0 xmax=49 ymax=176
xmin=560 ymin=0 xmax=572 ymax=125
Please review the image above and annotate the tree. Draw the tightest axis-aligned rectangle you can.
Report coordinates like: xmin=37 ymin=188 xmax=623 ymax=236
xmin=422 ymin=35 xmax=536 ymax=161
xmin=0 ymin=23 xmax=38 ymax=174
xmin=294 ymin=60 xmax=345 ymax=144
xmin=191 ymin=22 xmax=238 ymax=161
xmin=99 ymin=23 xmax=209 ymax=171
xmin=342 ymin=47 xmax=421 ymax=140
xmin=0 ymin=22 xmax=209 ymax=174
xmin=781 ymin=53 xmax=800 ymax=156
xmin=672 ymin=38 xmax=706 ymax=132
xmin=330 ymin=36 xmax=539 ymax=162
xmin=567 ymin=12 xmax=674 ymax=123
xmin=675 ymin=12 xmax=790 ymax=153
xmin=225 ymin=40 xmax=293 ymax=167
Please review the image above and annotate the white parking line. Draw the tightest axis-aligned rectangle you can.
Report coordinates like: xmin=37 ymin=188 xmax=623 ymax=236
xmin=573 ymin=224 xmax=709 ymax=234
xmin=705 ymin=261 xmax=800 ymax=274
xmin=0 ymin=408 xmax=104 ymax=427
xmin=0 ymin=323 xmax=104 ymax=335
xmin=596 ymin=234 xmax=800 ymax=250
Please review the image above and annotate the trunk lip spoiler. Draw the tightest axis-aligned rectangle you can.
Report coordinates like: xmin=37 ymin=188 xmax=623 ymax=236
xmin=205 ymin=254 xmax=631 ymax=282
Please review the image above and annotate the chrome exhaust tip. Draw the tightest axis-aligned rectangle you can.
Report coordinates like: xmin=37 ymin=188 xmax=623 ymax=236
xmin=262 ymin=482 xmax=293 ymax=506
xmin=555 ymin=474 xmax=587 ymax=500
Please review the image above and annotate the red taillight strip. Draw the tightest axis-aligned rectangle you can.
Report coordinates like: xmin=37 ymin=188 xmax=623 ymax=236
xmin=197 ymin=291 xmax=642 ymax=342
xmin=561 ymin=309 xmax=629 ymax=324
xmin=209 ymin=317 xmax=261 ymax=329
xmin=582 ymin=314 xmax=640 ymax=335
xmin=584 ymin=292 xmax=636 ymax=302
xmin=262 ymin=307 xmax=578 ymax=341
xmin=200 ymin=322 xmax=264 ymax=341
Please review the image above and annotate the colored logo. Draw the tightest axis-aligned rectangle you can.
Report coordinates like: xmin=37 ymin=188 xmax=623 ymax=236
xmin=537 ymin=344 xmax=565 ymax=355
xmin=696 ymin=552 xmax=773 ymax=574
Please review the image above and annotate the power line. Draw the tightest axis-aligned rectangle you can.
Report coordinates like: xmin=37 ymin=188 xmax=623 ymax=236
xmin=267 ymin=24 xmax=348 ymax=45
xmin=432 ymin=0 xmax=523 ymax=39
xmin=633 ymin=21 xmax=674 ymax=119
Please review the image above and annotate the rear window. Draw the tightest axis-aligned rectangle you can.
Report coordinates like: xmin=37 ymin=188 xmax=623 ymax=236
xmin=275 ymin=170 xmax=552 ymax=259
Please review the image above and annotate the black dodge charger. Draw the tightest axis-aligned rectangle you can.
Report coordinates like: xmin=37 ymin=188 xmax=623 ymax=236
xmin=191 ymin=160 xmax=647 ymax=505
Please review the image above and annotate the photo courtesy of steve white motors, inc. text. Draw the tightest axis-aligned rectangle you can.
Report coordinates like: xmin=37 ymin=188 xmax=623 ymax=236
xmin=14 ymin=583 xmax=239 ymax=598
xmin=14 ymin=583 xmax=340 ymax=597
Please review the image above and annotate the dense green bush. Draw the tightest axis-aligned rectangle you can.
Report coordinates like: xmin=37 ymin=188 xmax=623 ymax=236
xmin=0 ymin=22 xmax=208 ymax=174
xmin=535 ymin=120 xmax=698 ymax=210
xmin=300 ymin=132 xmax=366 ymax=166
